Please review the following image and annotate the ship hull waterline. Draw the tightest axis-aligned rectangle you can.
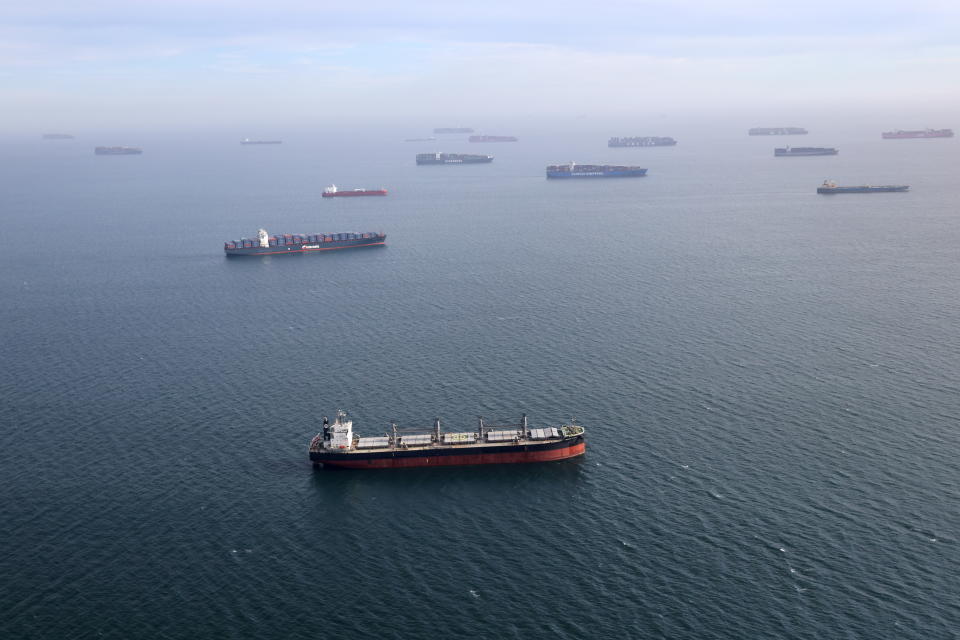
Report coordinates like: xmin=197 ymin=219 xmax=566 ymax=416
xmin=311 ymin=439 xmax=585 ymax=469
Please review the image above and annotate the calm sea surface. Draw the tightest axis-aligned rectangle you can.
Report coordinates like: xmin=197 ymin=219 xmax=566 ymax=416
xmin=1 ymin=125 xmax=958 ymax=639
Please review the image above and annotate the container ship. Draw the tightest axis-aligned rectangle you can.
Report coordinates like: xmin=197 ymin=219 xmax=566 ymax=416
xmin=608 ymin=136 xmax=676 ymax=147
xmin=749 ymin=127 xmax=808 ymax=135
xmin=95 ymin=146 xmax=142 ymax=155
xmin=322 ymin=185 xmax=387 ymax=197
xmin=546 ymin=162 xmax=647 ymax=178
xmin=416 ymin=152 xmax=493 ymax=165
xmin=775 ymin=146 xmax=838 ymax=156
xmin=225 ymin=229 xmax=386 ymax=256
xmin=469 ymin=135 xmax=518 ymax=142
xmin=241 ymin=139 xmax=282 ymax=145
xmin=881 ymin=129 xmax=953 ymax=139
xmin=404 ymin=137 xmax=436 ymax=142
xmin=43 ymin=133 xmax=74 ymax=139
xmin=309 ymin=410 xmax=586 ymax=470
xmin=434 ymin=127 xmax=474 ymax=134
xmin=817 ymin=180 xmax=909 ymax=194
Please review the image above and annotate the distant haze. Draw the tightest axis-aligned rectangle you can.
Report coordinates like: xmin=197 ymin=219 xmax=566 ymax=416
xmin=3 ymin=1 xmax=959 ymax=132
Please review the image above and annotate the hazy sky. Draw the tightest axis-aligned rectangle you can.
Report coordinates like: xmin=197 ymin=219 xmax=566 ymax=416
xmin=3 ymin=1 xmax=959 ymax=130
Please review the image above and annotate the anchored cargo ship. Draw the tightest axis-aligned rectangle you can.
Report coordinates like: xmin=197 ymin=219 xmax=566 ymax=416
xmin=95 ymin=146 xmax=142 ymax=155
xmin=42 ymin=133 xmax=74 ymax=139
xmin=469 ymin=135 xmax=518 ymax=142
xmin=241 ymin=139 xmax=282 ymax=145
xmin=608 ymin=136 xmax=676 ymax=147
xmin=322 ymin=184 xmax=387 ymax=197
xmin=416 ymin=152 xmax=493 ymax=165
xmin=817 ymin=180 xmax=909 ymax=194
xmin=881 ymin=129 xmax=953 ymax=139
xmin=309 ymin=410 xmax=586 ymax=469
xmin=749 ymin=127 xmax=808 ymax=135
xmin=775 ymin=146 xmax=838 ymax=156
xmin=225 ymin=228 xmax=386 ymax=256
xmin=434 ymin=127 xmax=474 ymax=134
xmin=404 ymin=137 xmax=436 ymax=142
xmin=546 ymin=162 xmax=647 ymax=179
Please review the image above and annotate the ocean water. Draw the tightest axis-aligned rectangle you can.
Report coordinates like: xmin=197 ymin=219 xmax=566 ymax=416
xmin=1 ymin=126 xmax=958 ymax=639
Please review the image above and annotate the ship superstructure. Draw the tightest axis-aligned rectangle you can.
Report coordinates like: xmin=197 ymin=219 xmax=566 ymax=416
xmin=309 ymin=410 xmax=586 ymax=469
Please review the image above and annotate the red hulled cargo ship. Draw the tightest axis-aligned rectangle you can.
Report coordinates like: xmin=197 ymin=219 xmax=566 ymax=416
xmin=309 ymin=410 xmax=585 ymax=469
xmin=322 ymin=184 xmax=388 ymax=197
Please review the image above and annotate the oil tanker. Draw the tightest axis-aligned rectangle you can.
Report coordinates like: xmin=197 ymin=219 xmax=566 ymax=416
xmin=817 ymin=180 xmax=909 ymax=194
xmin=416 ymin=152 xmax=493 ymax=165
xmin=309 ymin=410 xmax=586 ymax=469
xmin=546 ymin=162 xmax=647 ymax=178
xmin=225 ymin=228 xmax=385 ymax=256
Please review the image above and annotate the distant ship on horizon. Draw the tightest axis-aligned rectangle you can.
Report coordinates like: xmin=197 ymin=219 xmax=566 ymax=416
xmin=546 ymin=162 xmax=647 ymax=178
xmin=608 ymin=136 xmax=676 ymax=147
xmin=817 ymin=180 xmax=909 ymax=194
xmin=881 ymin=129 xmax=953 ymax=139
xmin=416 ymin=152 xmax=493 ymax=165
xmin=42 ymin=133 xmax=74 ymax=140
xmin=433 ymin=127 xmax=474 ymax=134
xmin=95 ymin=146 xmax=141 ymax=155
xmin=322 ymin=185 xmax=388 ymax=198
xmin=775 ymin=146 xmax=838 ymax=156
xmin=749 ymin=127 xmax=808 ymax=135
xmin=469 ymin=135 xmax=518 ymax=142
xmin=241 ymin=139 xmax=282 ymax=145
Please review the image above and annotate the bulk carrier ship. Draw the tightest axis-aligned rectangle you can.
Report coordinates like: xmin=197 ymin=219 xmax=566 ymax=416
xmin=309 ymin=410 xmax=586 ymax=469
xmin=224 ymin=228 xmax=385 ymax=256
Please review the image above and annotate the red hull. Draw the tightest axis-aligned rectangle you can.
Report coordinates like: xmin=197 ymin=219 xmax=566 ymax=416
xmin=322 ymin=190 xmax=387 ymax=197
xmin=316 ymin=441 xmax=585 ymax=469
